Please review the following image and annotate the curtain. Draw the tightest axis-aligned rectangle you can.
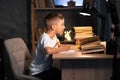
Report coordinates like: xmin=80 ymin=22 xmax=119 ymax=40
xmin=95 ymin=0 xmax=112 ymax=41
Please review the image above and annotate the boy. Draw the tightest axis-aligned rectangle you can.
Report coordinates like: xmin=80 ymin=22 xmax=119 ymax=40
xmin=29 ymin=12 xmax=70 ymax=80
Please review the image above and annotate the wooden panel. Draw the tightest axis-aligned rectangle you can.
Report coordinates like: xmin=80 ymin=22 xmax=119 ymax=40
xmin=61 ymin=59 xmax=112 ymax=80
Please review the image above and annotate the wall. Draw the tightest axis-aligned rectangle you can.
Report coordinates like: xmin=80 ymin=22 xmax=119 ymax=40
xmin=0 ymin=0 xmax=31 ymax=49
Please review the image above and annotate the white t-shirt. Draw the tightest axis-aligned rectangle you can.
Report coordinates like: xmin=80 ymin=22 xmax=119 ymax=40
xmin=29 ymin=32 xmax=59 ymax=75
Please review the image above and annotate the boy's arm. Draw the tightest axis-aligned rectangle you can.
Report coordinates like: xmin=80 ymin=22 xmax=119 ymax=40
xmin=44 ymin=44 xmax=70 ymax=54
xmin=54 ymin=42 xmax=61 ymax=48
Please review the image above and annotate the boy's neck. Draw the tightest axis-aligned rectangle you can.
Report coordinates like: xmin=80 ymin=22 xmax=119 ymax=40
xmin=46 ymin=29 xmax=56 ymax=39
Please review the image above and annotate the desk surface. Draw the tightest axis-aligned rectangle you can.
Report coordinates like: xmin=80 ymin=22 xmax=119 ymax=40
xmin=53 ymin=50 xmax=120 ymax=59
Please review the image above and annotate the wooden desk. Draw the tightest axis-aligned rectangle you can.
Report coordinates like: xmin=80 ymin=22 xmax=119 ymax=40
xmin=53 ymin=50 xmax=120 ymax=80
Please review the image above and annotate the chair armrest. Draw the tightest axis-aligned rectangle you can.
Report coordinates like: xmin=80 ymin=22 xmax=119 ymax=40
xmin=16 ymin=74 xmax=41 ymax=80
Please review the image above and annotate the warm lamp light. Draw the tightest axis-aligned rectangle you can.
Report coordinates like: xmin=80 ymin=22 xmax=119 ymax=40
xmin=64 ymin=30 xmax=72 ymax=41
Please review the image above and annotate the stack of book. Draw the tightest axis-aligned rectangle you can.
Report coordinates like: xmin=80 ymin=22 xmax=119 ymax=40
xmin=78 ymin=36 xmax=105 ymax=54
xmin=73 ymin=26 xmax=93 ymax=44
xmin=73 ymin=26 xmax=94 ymax=45
xmin=73 ymin=26 xmax=93 ymax=40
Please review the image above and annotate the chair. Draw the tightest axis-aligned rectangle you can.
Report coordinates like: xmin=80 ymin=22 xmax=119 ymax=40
xmin=4 ymin=37 xmax=41 ymax=80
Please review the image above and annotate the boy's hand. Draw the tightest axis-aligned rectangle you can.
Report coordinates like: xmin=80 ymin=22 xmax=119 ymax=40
xmin=59 ymin=44 xmax=70 ymax=51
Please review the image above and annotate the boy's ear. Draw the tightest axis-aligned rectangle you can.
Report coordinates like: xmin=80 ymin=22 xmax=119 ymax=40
xmin=51 ymin=24 xmax=56 ymax=31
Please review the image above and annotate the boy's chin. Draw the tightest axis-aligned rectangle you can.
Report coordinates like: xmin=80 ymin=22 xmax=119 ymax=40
xmin=58 ymin=34 xmax=62 ymax=36
xmin=57 ymin=33 xmax=63 ymax=36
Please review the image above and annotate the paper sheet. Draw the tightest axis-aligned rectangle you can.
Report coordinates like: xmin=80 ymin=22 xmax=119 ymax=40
xmin=59 ymin=50 xmax=76 ymax=54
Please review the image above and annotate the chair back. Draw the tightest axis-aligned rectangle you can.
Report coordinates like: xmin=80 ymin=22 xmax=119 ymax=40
xmin=4 ymin=38 xmax=31 ymax=75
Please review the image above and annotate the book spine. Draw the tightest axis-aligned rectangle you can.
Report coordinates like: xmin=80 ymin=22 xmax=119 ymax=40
xmin=35 ymin=0 xmax=39 ymax=8
xmin=80 ymin=36 xmax=99 ymax=45
xmin=49 ymin=0 xmax=55 ymax=8
xmin=41 ymin=0 xmax=45 ymax=8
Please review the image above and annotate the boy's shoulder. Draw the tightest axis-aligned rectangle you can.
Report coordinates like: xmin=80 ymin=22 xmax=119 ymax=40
xmin=40 ymin=32 xmax=49 ymax=39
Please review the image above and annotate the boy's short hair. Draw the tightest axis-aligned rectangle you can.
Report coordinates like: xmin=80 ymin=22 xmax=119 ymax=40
xmin=44 ymin=12 xmax=64 ymax=29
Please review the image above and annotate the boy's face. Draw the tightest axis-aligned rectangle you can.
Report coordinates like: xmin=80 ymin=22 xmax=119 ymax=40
xmin=54 ymin=19 xmax=65 ymax=36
